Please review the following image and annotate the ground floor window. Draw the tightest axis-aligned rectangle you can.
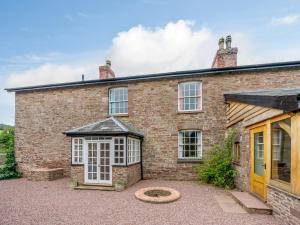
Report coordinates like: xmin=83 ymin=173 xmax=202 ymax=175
xmin=271 ymin=118 xmax=291 ymax=183
xmin=72 ymin=138 xmax=84 ymax=164
xmin=113 ymin=137 xmax=125 ymax=165
xmin=178 ymin=130 xmax=202 ymax=159
xmin=233 ymin=142 xmax=241 ymax=163
xmin=127 ymin=138 xmax=140 ymax=165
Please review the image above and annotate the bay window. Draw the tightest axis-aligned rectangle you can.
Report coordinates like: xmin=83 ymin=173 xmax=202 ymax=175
xmin=127 ymin=138 xmax=140 ymax=165
xmin=72 ymin=138 xmax=84 ymax=164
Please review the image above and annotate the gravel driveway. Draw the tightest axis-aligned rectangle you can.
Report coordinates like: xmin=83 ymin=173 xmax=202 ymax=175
xmin=0 ymin=178 xmax=280 ymax=225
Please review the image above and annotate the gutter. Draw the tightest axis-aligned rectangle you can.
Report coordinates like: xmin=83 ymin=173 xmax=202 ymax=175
xmin=5 ymin=60 xmax=300 ymax=93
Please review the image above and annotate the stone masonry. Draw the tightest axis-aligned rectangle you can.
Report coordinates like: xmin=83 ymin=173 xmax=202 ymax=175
xmin=14 ymin=67 xmax=300 ymax=181
xmin=71 ymin=164 xmax=141 ymax=187
xmin=267 ymin=185 xmax=300 ymax=225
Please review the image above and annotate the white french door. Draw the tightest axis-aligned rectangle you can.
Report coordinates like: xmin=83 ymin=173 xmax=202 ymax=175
xmin=84 ymin=141 xmax=112 ymax=185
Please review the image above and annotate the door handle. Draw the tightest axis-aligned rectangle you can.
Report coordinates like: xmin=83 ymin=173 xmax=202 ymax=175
xmin=264 ymin=163 xmax=266 ymax=169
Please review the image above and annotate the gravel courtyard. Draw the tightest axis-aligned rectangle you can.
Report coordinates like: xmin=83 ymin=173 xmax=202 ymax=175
xmin=0 ymin=178 xmax=280 ymax=225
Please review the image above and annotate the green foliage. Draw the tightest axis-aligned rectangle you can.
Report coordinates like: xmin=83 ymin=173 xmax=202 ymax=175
xmin=0 ymin=128 xmax=14 ymax=153
xmin=0 ymin=128 xmax=21 ymax=180
xmin=196 ymin=128 xmax=237 ymax=189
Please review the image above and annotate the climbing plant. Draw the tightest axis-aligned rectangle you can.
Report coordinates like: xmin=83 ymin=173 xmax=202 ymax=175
xmin=196 ymin=128 xmax=237 ymax=189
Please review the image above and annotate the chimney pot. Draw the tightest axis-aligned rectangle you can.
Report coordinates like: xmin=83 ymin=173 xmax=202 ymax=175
xmin=99 ymin=59 xmax=115 ymax=79
xmin=211 ymin=35 xmax=238 ymax=68
xmin=225 ymin=35 xmax=232 ymax=49
xmin=106 ymin=59 xmax=111 ymax=67
xmin=218 ymin=37 xmax=225 ymax=50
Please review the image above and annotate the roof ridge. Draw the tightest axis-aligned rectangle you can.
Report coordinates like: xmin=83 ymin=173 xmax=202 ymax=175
xmin=110 ymin=116 xmax=129 ymax=132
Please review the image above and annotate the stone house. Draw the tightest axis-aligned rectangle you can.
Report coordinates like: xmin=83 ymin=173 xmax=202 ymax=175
xmin=5 ymin=36 xmax=300 ymax=224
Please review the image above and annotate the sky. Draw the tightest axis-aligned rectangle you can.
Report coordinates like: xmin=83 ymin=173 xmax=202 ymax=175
xmin=1 ymin=0 xmax=300 ymax=125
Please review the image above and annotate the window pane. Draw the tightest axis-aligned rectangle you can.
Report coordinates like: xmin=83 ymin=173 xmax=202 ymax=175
xmin=179 ymin=82 xmax=201 ymax=111
xmin=109 ymin=88 xmax=128 ymax=114
xmin=178 ymin=131 xmax=201 ymax=159
xmin=271 ymin=118 xmax=291 ymax=183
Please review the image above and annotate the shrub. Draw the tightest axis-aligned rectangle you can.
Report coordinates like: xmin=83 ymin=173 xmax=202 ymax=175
xmin=0 ymin=128 xmax=21 ymax=180
xmin=196 ymin=128 xmax=237 ymax=189
xmin=0 ymin=151 xmax=21 ymax=180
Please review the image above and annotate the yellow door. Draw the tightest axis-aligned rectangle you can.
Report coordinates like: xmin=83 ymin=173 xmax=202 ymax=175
xmin=250 ymin=125 xmax=267 ymax=200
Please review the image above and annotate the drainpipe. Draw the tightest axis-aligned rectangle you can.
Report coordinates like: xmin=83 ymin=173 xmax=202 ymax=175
xmin=140 ymin=138 xmax=144 ymax=180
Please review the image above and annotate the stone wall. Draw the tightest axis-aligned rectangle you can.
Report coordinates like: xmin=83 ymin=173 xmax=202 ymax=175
xmin=231 ymin=122 xmax=250 ymax=192
xmin=28 ymin=168 xmax=64 ymax=181
xmin=14 ymin=67 xmax=300 ymax=180
xmin=113 ymin=163 xmax=141 ymax=187
xmin=71 ymin=164 xmax=141 ymax=187
xmin=70 ymin=166 xmax=84 ymax=184
xmin=267 ymin=185 xmax=300 ymax=225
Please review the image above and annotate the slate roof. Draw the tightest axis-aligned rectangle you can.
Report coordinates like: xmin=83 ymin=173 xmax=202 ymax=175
xmin=224 ymin=88 xmax=300 ymax=112
xmin=64 ymin=117 xmax=144 ymax=137
xmin=5 ymin=60 xmax=300 ymax=93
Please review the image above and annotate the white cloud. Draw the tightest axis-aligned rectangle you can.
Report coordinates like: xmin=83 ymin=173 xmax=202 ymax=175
xmin=5 ymin=63 xmax=97 ymax=88
xmin=272 ymin=14 xmax=299 ymax=25
xmin=5 ymin=19 xmax=300 ymax=90
xmin=107 ymin=20 xmax=217 ymax=75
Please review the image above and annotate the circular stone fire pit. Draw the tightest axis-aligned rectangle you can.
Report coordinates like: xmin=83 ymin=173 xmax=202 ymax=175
xmin=135 ymin=187 xmax=181 ymax=203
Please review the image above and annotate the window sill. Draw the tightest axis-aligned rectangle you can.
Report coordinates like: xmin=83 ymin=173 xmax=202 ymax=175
xmin=71 ymin=163 xmax=84 ymax=166
xmin=177 ymin=159 xmax=203 ymax=164
xmin=232 ymin=161 xmax=241 ymax=166
xmin=177 ymin=110 xmax=203 ymax=114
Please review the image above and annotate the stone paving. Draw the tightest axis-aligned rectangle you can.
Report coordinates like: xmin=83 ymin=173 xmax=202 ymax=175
xmin=0 ymin=178 xmax=281 ymax=225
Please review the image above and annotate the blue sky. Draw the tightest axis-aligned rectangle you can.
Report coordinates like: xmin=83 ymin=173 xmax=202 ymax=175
xmin=1 ymin=0 xmax=300 ymax=125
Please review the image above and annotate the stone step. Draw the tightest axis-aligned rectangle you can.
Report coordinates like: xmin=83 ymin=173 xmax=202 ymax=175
xmin=74 ymin=184 xmax=115 ymax=191
xmin=230 ymin=191 xmax=272 ymax=215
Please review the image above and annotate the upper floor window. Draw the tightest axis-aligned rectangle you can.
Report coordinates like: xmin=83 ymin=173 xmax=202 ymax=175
xmin=178 ymin=82 xmax=202 ymax=112
xmin=178 ymin=130 xmax=202 ymax=160
xmin=109 ymin=87 xmax=128 ymax=115
xmin=72 ymin=138 xmax=84 ymax=164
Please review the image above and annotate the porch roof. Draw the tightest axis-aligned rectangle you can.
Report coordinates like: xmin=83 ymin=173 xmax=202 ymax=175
xmin=64 ymin=117 xmax=144 ymax=138
xmin=224 ymin=87 xmax=300 ymax=112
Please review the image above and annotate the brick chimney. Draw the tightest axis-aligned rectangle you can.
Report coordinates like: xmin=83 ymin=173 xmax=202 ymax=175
xmin=211 ymin=35 xmax=238 ymax=68
xmin=99 ymin=60 xmax=115 ymax=79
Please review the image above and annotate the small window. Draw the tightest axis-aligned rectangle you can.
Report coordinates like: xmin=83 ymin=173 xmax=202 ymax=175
xmin=127 ymin=138 xmax=140 ymax=165
xmin=109 ymin=87 xmax=128 ymax=115
xmin=178 ymin=130 xmax=202 ymax=159
xmin=271 ymin=118 xmax=291 ymax=183
xmin=178 ymin=82 xmax=202 ymax=111
xmin=233 ymin=142 xmax=241 ymax=163
xmin=72 ymin=138 xmax=84 ymax=164
xmin=113 ymin=137 xmax=125 ymax=165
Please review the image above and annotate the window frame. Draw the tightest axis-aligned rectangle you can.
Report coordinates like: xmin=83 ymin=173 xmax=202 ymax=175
xmin=233 ymin=141 xmax=241 ymax=164
xmin=127 ymin=137 xmax=141 ymax=165
xmin=178 ymin=130 xmax=202 ymax=160
xmin=178 ymin=81 xmax=202 ymax=112
xmin=112 ymin=137 xmax=126 ymax=166
xmin=109 ymin=87 xmax=128 ymax=115
xmin=72 ymin=138 xmax=84 ymax=165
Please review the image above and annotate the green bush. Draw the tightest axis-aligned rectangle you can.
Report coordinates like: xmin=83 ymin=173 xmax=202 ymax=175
xmin=196 ymin=128 xmax=237 ymax=189
xmin=0 ymin=151 xmax=21 ymax=180
xmin=0 ymin=128 xmax=21 ymax=180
